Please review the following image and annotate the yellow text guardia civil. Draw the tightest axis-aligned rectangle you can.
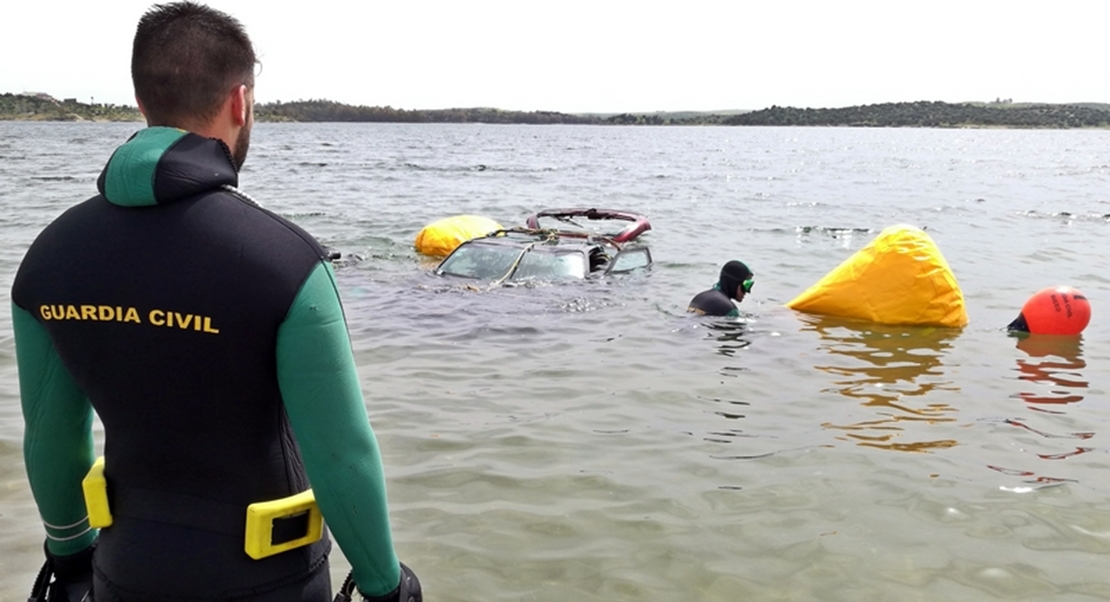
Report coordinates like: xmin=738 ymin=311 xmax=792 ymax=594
xmin=38 ymin=304 xmax=220 ymax=334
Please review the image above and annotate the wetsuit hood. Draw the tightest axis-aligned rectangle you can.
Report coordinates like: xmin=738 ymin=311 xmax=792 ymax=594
xmin=97 ymin=127 xmax=239 ymax=207
xmin=718 ymin=260 xmax=752 ymax=300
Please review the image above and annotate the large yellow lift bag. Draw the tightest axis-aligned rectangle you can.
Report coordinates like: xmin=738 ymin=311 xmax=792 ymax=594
xmin=414 ymin=215 xmax=502 ymax=257
xmin=787 ymin=224 xmax=968 ymax=327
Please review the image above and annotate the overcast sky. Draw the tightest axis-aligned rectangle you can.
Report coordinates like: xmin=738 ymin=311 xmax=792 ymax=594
xmin=4 ymin=0 xmax=1107 ymax=113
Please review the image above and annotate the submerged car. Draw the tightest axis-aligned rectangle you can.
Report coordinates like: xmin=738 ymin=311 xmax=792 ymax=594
xmin=434 ymin=208 xmax=653 ymax=283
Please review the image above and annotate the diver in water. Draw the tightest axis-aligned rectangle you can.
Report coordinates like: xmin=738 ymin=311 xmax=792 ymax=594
xmin=688 ymin=260 xmax=754 ymax=318
xmin=12 ymin=3 xmax=419 ymax=601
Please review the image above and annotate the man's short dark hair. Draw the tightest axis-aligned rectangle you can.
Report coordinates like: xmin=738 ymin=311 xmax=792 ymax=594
xmin=132 ymin=2 xmax=257 ymax=126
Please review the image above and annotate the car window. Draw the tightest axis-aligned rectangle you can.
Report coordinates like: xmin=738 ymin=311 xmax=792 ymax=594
xmin=512 ymin=251 xmax=586 ymax=281
xmin=438 ymin=244 xmax=523 ymax=280
xmin=608 ymin=248 xmax=652 ymax=273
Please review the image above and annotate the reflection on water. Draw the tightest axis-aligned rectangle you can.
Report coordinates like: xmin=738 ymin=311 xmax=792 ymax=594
xmin=1011 ymin=333 xmax=1088 ymax=409
xmin=800 ymin=315 xmax=961 ymax=453
xmin=702 ymin=318 xmax=751 ymax=359
xmin=982 ymin=334 xmax=1094 ymax=486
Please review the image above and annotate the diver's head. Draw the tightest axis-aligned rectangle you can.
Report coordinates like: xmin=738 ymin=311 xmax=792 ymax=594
xmin=719 ymin=260 xmax=753 ymax=301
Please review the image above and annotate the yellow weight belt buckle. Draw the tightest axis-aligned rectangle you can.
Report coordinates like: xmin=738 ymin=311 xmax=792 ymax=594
xmin=244 ymin=489 xmax=323 ymax=560
xmin=82 ymin=456 xmax=113 ymax=528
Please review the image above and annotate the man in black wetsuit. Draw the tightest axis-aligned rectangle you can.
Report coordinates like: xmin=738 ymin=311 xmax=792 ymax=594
xmin=687 ymin=260 xmax=754 ymax=318
xmin=12 ymin=3 xmax=420 ymax=601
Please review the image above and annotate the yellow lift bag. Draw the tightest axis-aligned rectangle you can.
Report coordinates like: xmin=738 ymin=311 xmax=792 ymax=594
xmin=787 ymin=224 xmax=968 ymax=328
xmin=414 ymin=214 xmax=502 ymax=257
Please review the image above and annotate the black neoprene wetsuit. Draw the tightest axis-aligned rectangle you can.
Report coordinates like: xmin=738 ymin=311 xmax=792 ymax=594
xmin=687 ymin=284 xmax=739 ymax=317
xmin=12 ymin=127 xmax=401 ymax=601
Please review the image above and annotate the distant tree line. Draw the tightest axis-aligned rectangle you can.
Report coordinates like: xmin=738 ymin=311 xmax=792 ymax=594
xmin=256 ymin=100 xmax=601 ymax=124
xmin=0 ymin=92 xmax=141 ymax=121
xmin=601 ymin=112 xmax=730 ymax=125
xmin=4 ymin=92 xmax=1110 ymax=129
xmin=724 ymin=100 xmax=1110 ymax=128
xmin=258 ymin=101 xmax=736 ymax=125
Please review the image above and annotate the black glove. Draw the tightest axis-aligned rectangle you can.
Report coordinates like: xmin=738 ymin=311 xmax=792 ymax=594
xmin=29 ymin=541 xmax=95 ymax=602
xmin=334 ymin=562 xmax=422 ymax=602
xmin=361 ymin=563 xmax=421 ymax=602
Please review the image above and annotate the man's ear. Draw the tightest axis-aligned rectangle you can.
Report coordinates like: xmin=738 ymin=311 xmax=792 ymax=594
xmin=231 ymin=84 xmax=249 ymax=127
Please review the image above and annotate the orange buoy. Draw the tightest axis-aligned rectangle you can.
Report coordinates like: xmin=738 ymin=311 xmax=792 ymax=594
xmin=1008 ymin=286 xmax=1091 ymax=335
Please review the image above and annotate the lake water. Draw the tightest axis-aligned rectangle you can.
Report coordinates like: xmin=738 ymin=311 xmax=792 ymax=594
xmin=2 ymin=121 xmax=1110 ymax=601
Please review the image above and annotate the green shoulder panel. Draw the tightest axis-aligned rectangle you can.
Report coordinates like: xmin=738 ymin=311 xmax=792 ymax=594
xmin=103 ymin=127 xmax=187 ymax=207
xmin=12 ymin=303 xmax=97 ymax=554
xmin=275 ymin=262 xmax=401 ymax=596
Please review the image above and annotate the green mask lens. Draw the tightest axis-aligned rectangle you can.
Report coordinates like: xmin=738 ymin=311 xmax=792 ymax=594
xmin=741 ymin=279 xmax=754 ymax=294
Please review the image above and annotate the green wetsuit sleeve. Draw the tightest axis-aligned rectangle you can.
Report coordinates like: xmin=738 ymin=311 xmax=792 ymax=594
xmin=12 ymin=303 xmax=97 ymax=555
xmin=276 ymin=262 xmax=402 ymax=597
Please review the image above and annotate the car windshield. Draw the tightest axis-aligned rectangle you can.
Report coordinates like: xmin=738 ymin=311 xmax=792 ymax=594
xmin=437 ymin=243 xmax=523 ymax=280
xmin=512 ymin=251 xmax=586 ymax=281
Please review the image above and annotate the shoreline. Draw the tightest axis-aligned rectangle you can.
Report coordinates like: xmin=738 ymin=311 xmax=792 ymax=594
xmin=4 ymin=93 xmax=1110 ymax=128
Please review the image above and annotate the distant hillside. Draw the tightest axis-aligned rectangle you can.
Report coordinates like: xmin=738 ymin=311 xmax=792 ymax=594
xmin=724 ymin=100 xmax=1110 ymax=128
xmin=255 ymin=100 xmax=735 ymax=125
xmin=256 ymin=100 xmax=600 ymax=124
xmin=4 ymin=93 xmax=1110 ymax=128
xmin=0 ymin=92 xmax=141 ymax=121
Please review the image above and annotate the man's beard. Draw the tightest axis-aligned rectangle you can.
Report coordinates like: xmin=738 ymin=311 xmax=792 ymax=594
xmin=232 ymin=124 xmax=251 ymax=172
